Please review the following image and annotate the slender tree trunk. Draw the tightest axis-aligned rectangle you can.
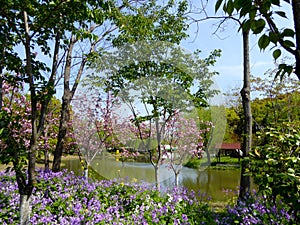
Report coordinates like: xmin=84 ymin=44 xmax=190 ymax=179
xmin=44 ymin=149 xmax=50 ymax=171
xmin=174 ymin=172 xmax=179 ymax=186
xmin=52 ymin=94 xmax=71 ymax=172
xmin=17 ymin=11 xmax=38 ymax=224
xmin=52 ymin=35 xmax=75 ymax=172
xmin=20 ymin=195 xmax=31 ymax=225
xmin=52 ymin=34 xmax=85 ymax=172
xmin=0 ymin=72 xmax=3 ymax=111
xmin=154 ymin=115 xmax=162 ymax=191
xmin=239 ymin=30 xmax=252 ymax=199
xmin=206 ymin=150 xmax=211 ymax=165
xmin=292 ymin=0 xmax=300 ymax=80
xmin=154 ymin=165 xmax=160 ymax=191
xmin=84 ymin=161 xmax=89 ymax=180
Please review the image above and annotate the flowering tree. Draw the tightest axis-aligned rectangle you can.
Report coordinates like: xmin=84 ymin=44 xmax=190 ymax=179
xmin=72 ymin=90 xmax=117 ymax=180
xmin=0 ymin=79 xmax=32 ymax=171
xmin=0 ymin=77 xmax=75 ymax=222
xmin=163 ymin=113 xmax=213 ymax=186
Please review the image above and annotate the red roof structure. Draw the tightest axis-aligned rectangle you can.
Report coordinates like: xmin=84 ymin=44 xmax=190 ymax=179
xmin=220 ymin=142 xmax=241 ymax=150
xmin=216 ymin=142 xmax=242 ymax=162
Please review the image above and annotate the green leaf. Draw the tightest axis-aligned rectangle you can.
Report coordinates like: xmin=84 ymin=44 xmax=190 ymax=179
xmin=215 ymin=0 xmax=223 ymax=12
xmin=226 ymin=0 xmax=234 ymax=15
xmin=241 ymin=19 xmax=251 ymax=31
xmin=271 ymin=0 xmax=280 ymax=6
xmin=251 ymin=19 xmax=266 ymax=34
xmin=240 ymin=2 xmax=252 ymax=17
xmin=283 ymin=40 xmax=295 ymax=48
xmin=275 ymin=11 xmax=287 ymax=18
xmin=234 ymin=0 xmax=246 ymax=10
xmin=269 ymin=31 xmax=278 ymax=43
xmin=282 ymin=28 xmax=295 ymax=37
xmin=272 ymin=49 xmax=281 ymax=60
xmin=258 ymin=34 xmax=270 ymax=50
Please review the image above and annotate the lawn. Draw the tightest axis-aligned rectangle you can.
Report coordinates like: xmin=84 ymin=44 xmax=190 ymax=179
xmin=184 ymin=156 xmax=241 ymax=170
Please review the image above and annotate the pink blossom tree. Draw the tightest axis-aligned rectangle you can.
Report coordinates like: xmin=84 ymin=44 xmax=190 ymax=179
xmin=163 ymin=113 xmax=213 ymax=186
xmin=0 ymin=79 xmax=75 ymax=171
xmin=72 ymin=90 xmax=118 ymax=180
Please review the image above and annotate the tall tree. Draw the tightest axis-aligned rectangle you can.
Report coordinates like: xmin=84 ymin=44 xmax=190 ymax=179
xmin=1 ymin=1 xmax=64 ymax=223
xmin=51 ymin=0 xmax=192 ymax=172
xmin=211 ymin=1 xmax=253 ymax=198
xmin=239 ymin=29 xmax=252 ymax=198
xmin=0 ymin=0 xmax=114 ymax=223
xmin=51 ymin=0 xmax=118 ymax=172
xmin=88 ymin=39 xmax=220 ymax=188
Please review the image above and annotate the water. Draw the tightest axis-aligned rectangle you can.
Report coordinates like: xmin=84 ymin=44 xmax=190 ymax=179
xmin=62 ymin=156 xmax=242 ymax=202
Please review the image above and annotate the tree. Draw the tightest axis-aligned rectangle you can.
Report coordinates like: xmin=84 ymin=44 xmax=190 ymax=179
xmin=88 ymin=38 xmax=220 ymax=189
xmin=51 ymin=0 xmax=119 ymax=172
xmin=0 ymin=78 xmax=76 ymax=223
xmin=51 ymin=0 xmax=193 ymax=172
xmin=163 ymin=113 xmax=213 ymax=186
xmin=71 ymin=90 xmax=116 ymax=180
xmin=215 ymin=0 xmax=300 ymax=80
xmin=213 ymin=1 xmax=253 ymax=198
xmin=0 ymin=0 xmax=116 ymax=223
xmin=251 ymin=69 xmax=300 ymax=126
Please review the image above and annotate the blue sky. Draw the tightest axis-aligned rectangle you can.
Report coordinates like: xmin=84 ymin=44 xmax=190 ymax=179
xmin=15 ymin=0 xmax=295 ymax=100
xmin=181 ymin=0 xmax=295 ymax=94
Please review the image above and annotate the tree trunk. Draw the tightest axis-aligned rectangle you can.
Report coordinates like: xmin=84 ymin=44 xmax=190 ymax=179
xmin=52 ymin=94 xmax=71 ymax=172
xmin=292 ymin=0 xmax=300 ymax=80
xmin=174 ymin=172 xmax=179 ymax=186
xmin=52 ymin=35 xmax=85 ymax=172
xmin=205 ymin=148 xmax=211 ymax=165
xmin=239 ymin=30 xmax=252 ymax=199
xmin=52 ymin=35 xmax=75 ymax=172
xmin=84 ymin=162 xmax=89 ymax=180
xmin=17 ymin=11 xmax=38 ymax=224
xmin=0 ymin=71 xmax=2 ymax=111
xmin=154 ymin=165 xmax=160 ymax=191
xmin=44 ymin=149 xmax=50 ymax=171
xmin=20 ymin=195 xmax=31 ymax=225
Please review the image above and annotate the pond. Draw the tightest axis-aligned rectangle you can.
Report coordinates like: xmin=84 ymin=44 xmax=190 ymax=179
xmin=62 ymin=155 xmax=246 ymax=202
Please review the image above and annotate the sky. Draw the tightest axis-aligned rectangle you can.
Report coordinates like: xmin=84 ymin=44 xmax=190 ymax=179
xmin=13 ymin=0 xmax=295 ymax=102
xmin=181 ymin=0 xmax=295 ymax=95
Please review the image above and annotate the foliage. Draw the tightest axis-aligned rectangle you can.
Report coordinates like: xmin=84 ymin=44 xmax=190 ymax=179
xmin=215 ymin=0 xmax=297 ymax=79
xmin=86 ymin=0 xmax=221 ymax=187
xmin=249 ymin=122 xmax=300 ymax=221
xmin=251 ymin=73 xmax=300 ymax=128
xmin=0 ymin=79 xmax=75 ymax=168
xmin=224 ymin=107 xmax=242 ymax=142
xmin=224 ymin=72 xmax=300 ymax=143
xmin=0 ymin=78 xmax=31 ymax=172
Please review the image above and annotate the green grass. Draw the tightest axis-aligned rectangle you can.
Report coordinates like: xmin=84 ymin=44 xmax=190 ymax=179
xmin=184 ymin=156 xmax=241 ymax=170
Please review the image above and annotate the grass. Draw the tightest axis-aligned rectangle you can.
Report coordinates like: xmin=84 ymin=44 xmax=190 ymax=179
xmin=184 ymin=156 xmax=241 ymax=170
xmin=0 ymin=154 xmax=79 ymax=172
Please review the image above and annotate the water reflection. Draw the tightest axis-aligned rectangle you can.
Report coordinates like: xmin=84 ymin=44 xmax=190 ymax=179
xmin=62 ymin=157 xmax=241 ymax=201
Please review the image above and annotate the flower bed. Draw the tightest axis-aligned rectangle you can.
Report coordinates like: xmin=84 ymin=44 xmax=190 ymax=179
xmin=0 ymin=170 xmax=296 ymax=224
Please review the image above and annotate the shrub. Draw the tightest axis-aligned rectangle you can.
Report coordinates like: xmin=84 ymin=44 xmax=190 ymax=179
xmin=249 ymin=122 xmax=300 ymax=221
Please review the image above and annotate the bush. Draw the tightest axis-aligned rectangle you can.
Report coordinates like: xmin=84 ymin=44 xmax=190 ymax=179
xmin=250 ymin=123 xmax=300 ymax=221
